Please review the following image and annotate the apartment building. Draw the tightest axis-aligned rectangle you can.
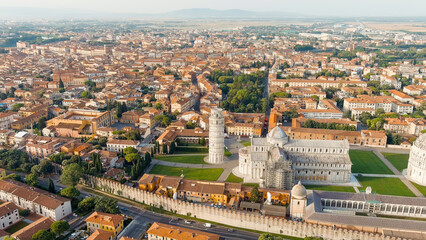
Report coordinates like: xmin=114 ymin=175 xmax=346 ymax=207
xmin=139 ymin=174 xmax=291 ymax=206
xmin=11 ymin=110 xmax=48 ymax=130
xmin=11 ymin=217 xmax=54 ymax=240
xmin=344 ymin=95 xmax=414 ymax=117
xmin=0 ymin=202 xmax=20 ymax=230
xmin=171 ymin=97 xmax=193 ymax=114
xmin=0 ymin=179 xmax=72 ymax=221
xmin=46 ymin=110 xmax=114 ymax=138
xmin=25 ymin=136 xmax=68 ymax=158
xmin=86 ymin=211 xmax=124 ymax=236
xmin=270 ymin=79 xmax=367 ymax=89
xmin=106 ymin=139 xmax=139 ymax=152
xmin=226 ymin=123 xmax=263 ymax=137
xmin=0 ymin=112 xmax=17 ymax=129
xmin=384 ymin=118 xmax=426 ymax=136
xmin=282 ymin=127 xmax=387 ymax=147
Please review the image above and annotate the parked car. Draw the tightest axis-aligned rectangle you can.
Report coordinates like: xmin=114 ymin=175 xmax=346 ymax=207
xmin=204 ymin=223 xmax=211 ymax=228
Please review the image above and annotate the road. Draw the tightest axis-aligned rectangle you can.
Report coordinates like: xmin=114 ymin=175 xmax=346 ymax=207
xmin=9 ymin=171 xmax=259 ymax=240
xmin=117 ymin=202 xmax=259 ymax=240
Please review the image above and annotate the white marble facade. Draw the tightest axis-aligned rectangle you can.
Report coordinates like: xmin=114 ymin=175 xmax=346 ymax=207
xmin=237 ymin=126 xmax=352 ymax=190
xmin=407 ymin=133 xmax=426 ymax=186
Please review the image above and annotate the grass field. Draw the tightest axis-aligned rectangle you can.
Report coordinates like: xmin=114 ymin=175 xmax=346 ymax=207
xmin=224 ymin=148 xmax=232 ymax=157
xmin=240 ymin=141 xmax=251 ymax=147
xmin=154 ymin=155 xmax=206 ymax=164
xmin=411 ymin=181 xmax=426 ymax=197
xmin=305 ymin=185 xmax=356 ymax=193
xmin=5 ymin=221 xmax=29 ymax=234
xmin=149 ymin=165 xmax=223 ymax=181
xmin=382 ymin=152 xmax=409 ymax=172
xmin=243 ymin=183 xmax=259 ymax=187
xmin=225 ymin=173 xmax=243 ymax=183
xmin=357 ymin=176 xmax=415 ymax=197
xmin=350 ymin=150 xmax=393 ymax=174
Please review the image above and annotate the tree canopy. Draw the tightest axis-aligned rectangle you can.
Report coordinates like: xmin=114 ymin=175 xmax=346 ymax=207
xmin=60 ymin=163 xmax=82 ymax=187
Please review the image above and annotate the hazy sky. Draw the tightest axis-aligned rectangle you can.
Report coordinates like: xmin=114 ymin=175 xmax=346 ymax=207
xmin=1 ymin=0 xmax=426 ymax=17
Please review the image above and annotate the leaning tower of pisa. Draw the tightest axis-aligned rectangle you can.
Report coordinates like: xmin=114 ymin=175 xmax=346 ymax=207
xmin=207 ymin=107 xmax=225 ymax=164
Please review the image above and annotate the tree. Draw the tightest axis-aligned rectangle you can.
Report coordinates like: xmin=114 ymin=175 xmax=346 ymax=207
xmin=145 ymin=152 xmax=152 ymax=165
xmin=80 ymin=91 xmax=92 ymax=99
xmin=50 ymin=220 xmax=70 ymax=235
xmin=162 ymin=144 xmax=168 ymax=154
xmin=375 ymin=108 xmax=385 ymax=116
xmin=123 ymin=147 xmax=138 ymax=156
xmin=78 ymin=196 xmax=96 ymax=213
xmin=250 ymin=186 xmax=260 ymax=203
xmin=32 ymin=230 xmax=55 ymax=240
xmin=37 ymin=117 xmax=47 ymax=130
xmin=359 ymin=112 xmax=373 ymax=125
xmin=311 ymin=95 xmax=319 ymax=102
xmin=48 ymin=178 xmax=55 ymax=193
xmin=61 ymin=187 xmax=80 ymax=199
xmin=155 ymin=103 xmax=163 ymax=110
xmin=60 ymin=163 xmax=82 ymax=187
xmin=169 ymin=141 xmax=176 ymax=154
xmin=200 ymin=137 xmax=206 ymax=146
xmin=125 ymin=153 xmax=141 ymax=165
xmin=3 ymin=236 xmax=15 ymax=240
xmin=25 ymin=173 xmax=38 ymax=186
xmin=58 ymin=78 xmax=64 ymax=89
xmin=94 ymin=197 xmax=120 ymax=214
xmin=258 ymin=233 xmax=276 ymax=240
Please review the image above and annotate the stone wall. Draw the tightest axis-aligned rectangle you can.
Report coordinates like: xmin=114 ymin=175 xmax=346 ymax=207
xmin=83 ymin=176 xmax=401 ymax=240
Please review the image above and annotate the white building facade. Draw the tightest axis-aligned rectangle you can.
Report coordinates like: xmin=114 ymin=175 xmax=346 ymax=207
xmin=407 ymin=133 xmax=426 ymax=186
xmin=207 ymin=108 xmax=225 ymax=164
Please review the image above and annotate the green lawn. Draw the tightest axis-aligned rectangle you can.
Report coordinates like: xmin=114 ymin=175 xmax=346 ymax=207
xmin=305 ymin=185 xmax=356 ymax=193
xmin=357 ymin=176 xmax=415 ymax=197
xmin=225 ymin=173 xmax=243 ymax=183
xmin=411 ymin=181 xmax=426 ymax=197
xmin=240 ymin=141 xmax=251 ymax=147
xmin=5 ymin=221 xmax=29 ymax=234
xmin=224 ymin=148 xmax=232 ymax=157
xmin=154 ymin=155 xmax=206 ymax=164
xmin=243 ymin=183 xmax=259 ymax=188
xmin=382 ymin=152 xmax=409 ymax=172
xmin=350 ymin=150 xmax=393 ymax=174
xmin=149 ymin=165 xmax=223 ymax=181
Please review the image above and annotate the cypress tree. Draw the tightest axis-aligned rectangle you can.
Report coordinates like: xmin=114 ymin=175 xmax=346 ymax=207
xmin=59 ymin=78 xmax=64 ymax=89
xmin=48 ymin=178 xmax=55 ymax=193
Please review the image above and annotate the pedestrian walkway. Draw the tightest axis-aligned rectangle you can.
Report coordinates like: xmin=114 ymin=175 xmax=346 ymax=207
xmin=373 ymin=150 xmax=423 ymax=198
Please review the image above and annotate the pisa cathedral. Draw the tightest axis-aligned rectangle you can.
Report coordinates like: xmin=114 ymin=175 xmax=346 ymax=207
xmin=237 ymin=126 xmax=352 ymax=190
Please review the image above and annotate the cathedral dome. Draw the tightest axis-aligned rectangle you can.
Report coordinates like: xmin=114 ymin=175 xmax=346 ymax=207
xmin=291 ymin=181 xmax=307 ymax=199
xmin=267 ymin=126 xmax=288 ymax=147
xmin=268 ymin=126 xmax=287 ymax=139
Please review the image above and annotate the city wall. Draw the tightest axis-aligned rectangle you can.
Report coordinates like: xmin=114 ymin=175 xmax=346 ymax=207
xmin=83 ymin=176 xmax=404 ymax=240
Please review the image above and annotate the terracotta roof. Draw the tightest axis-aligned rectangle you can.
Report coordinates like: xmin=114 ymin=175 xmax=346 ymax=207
xmin=147 ymin=222 xmax=220 ymax=240
xmin=11 ymin=217 xmax=54 ymax=240
xmin=0 ymin=179 xmax=70 ymax=210
xmin=85 ymin=211 xmax=124 ymax=228
xmin=87 ymin=229 xmax=113 ymax=240
xmin=0 ymin=202 xmax=18 ymax=216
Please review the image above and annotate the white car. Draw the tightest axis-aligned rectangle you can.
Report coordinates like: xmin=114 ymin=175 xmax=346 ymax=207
xmin=204 ymin=223 xmax=211 ymax=228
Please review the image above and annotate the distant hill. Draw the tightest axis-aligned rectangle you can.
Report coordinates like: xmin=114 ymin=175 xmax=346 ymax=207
xmin=0 ymin=7 xmax=302 ymax=20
